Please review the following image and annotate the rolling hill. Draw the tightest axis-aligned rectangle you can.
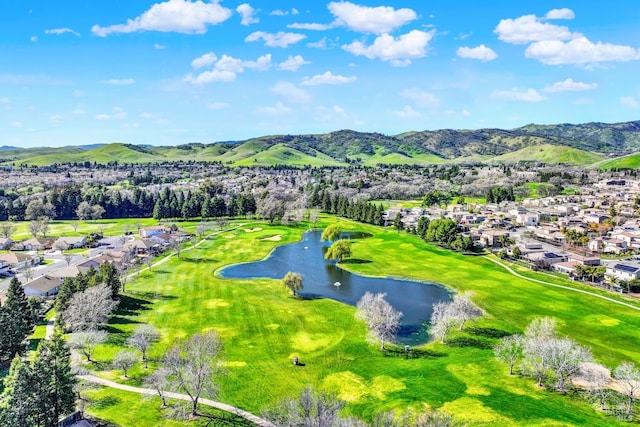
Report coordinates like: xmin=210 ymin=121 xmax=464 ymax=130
xmin=2 ymin=119 xmax=639 ymax=167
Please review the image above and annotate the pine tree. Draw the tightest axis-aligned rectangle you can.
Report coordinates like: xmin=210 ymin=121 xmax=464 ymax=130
xmin=0 ymin=278 xmax=31 ymax=361
xmin=31 ymin=332 xmax=76 ymax=427
xmin=99 ymin=262 xmax=121 ymax=299
xmin=0 ymin=355 xmax=36 ymax=427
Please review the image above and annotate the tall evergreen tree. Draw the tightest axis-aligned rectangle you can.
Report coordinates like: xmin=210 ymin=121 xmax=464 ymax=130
xmin=0 ymin=355 xmax=36 ymax=427
xmin=31 ymin=332 xmax=76 ymax=427
xmin=0 ymin=278 xmax=30 ymax=361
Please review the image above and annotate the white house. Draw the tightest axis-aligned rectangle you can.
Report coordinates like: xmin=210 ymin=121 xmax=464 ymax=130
xmin=516 ymin=213 xmax=539 ymax=227
xmin=606 ymin=263 xmax=640 ymax=282
xmin=53 ymin=236 xmax=88 ymax=250
xmin=23 ymin=275 xmax=64 ymax=297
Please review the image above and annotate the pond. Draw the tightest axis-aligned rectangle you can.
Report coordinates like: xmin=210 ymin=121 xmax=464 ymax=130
xmin=219 ymin=230 xmax=452 ymax=345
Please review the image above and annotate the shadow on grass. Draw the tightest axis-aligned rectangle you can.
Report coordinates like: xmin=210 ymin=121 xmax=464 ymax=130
xmin=447 ymin=336 xmax=492 ymax=350
xmin=467 ymin=327 xmax=512 ymax=339
xmin=28 ymin=338 xmax=43 ymax=352
xmin=180 ymin=257 xmax=218 ymax=264
xmin=89 ymin=395 xmax=121 ymax=410
xmin=340 ymin=258 xmax=372 ymax=264
xmin=383 ymin=348 xmax=447 ymax=359
xmin=127 ymin=291 xmax=177 ymax=301
xmin=116 ymin=295 xmax=155 ymax=316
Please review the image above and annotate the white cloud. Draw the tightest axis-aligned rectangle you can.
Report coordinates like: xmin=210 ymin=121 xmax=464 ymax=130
xmin=102 ymin=78 xmax=135 ymax=85
xmin=253 ymin=102 xmax=292 ymax=116
xmin=342 ymin=30 xmax=433 ymax=66
xmin=543 ymin=78 xmax=597 ymax=93
xmin=620 ymin=96 xmax=639 ymax=109
xmin=10 ymin=121 xmax=23 ymax=128
xmin=288 ymin=22 xmax=336 ymax=31
xmin=91 ymin=0 xmax=232 ymax=36
xmin=185 ymin=69 xmax=236 ymax=84
xmin=95 ymin=107 xmax=128 ymax=120
xmin=271 ymin=81 xmax=311 ymax=103
xmin=245 ymin=31 xmax=306 ymax=48
xmin=208 ymin=102 xmax=230 ymax=110
xmin=545 ymin=8 xmax=575 ymax=20
xmin=191 ymin=52 xmax=218 ymax=69
xmin=307 ymin=37 xmax=329 ymax=49
xmin=491 ymin=88 xmax=547 ymax=102
xmin=154 ymin=43 xmax=165 ymax=49
xmin=185 ymin=53 xmax=271 ymax=84
xmin=400 ymin=89 xmax=440 ymax=108
xmin=49 ymin=114 xmax=63 ymax=124
xmin=302 ymin=71 xmax=356 ymax=86
xmin=494 ymin=14 xmax=572 ymax=44
xmin=71 ymin=108 xmax=86 ymax=115
xmin=525 ymin=37 xmax=640 ymax=65
xmin=456 ymin=45 xmax=498 ymax=62
xmin=0 ymin=97 xmax=9 ymax=104
xmin=270 ymin=8 xmax=298 ymax=16
xmin=278 ymin=55 xmax=310 ymax=71
xmin=45 ymin=27 xmax=80 ymax=37
xmin=236 ymin=3 xmax=259 ymax=26
xmin=394 ymin=106 xmax=421 ymax=119
xmin=328 ymin=1 xmax=416 ymax=34
xmin=30 ymin=35 xmax=38 ymax=43
xmin=333 ymin=105 xmax=346 ymax=117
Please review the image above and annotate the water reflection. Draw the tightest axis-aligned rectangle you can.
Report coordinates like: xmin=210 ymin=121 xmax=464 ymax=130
xmin=219 ymin=230 xmax=451 ymax=344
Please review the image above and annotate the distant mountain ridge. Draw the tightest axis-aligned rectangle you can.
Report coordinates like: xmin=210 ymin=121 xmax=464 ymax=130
xmin=2 ymin=119 xmax=639 ymax=168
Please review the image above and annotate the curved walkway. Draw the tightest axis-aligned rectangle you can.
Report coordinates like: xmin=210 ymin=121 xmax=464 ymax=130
xmin=78 ymin=375 xmax=276 ymax=427
xmin=485 ymin=256 xmax=640 ymax=312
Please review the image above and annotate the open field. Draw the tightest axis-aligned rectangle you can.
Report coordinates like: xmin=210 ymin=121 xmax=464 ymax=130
xmin=79 ymin=218 xmax=640 ymax=426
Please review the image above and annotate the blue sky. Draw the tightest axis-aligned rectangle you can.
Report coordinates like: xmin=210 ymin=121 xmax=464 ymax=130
xmin=2 ymin=0 xmax=640 ymax=147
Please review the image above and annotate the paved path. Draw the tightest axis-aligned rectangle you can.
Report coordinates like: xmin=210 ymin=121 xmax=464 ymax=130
xmin=485 ymin=256 xmax=640 ymax=312
xmin=78 ymin=375 xmax=276 ymax=427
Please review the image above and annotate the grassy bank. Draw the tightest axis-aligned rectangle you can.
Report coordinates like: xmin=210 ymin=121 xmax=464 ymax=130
xmin=82 ymin=219 xmax=638 ymax=426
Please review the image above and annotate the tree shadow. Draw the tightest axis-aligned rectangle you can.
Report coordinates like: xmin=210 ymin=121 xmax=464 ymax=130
xmin=447 ymin=336 xmax=492 ymax=350
xmin=383 ymin=348 xmax=447 ymax=359
xmin=127 ymin=291 xmax=177 ymax=301
xmin=467 ymin=327 xmax=512 ymax=339
xmin=180 ymin=257 xmax=218 ymax=264
xmin=89 ymin=395 xmax=121 ymax=410
xmin=340 ymin=258 xmax=372 ymax=264
xmin=116 ymin=295 xmax=154 ymax=316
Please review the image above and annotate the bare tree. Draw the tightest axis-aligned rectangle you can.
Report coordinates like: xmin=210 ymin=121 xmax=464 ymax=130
xmin=126 ymin=324 xmax=160 ymax=368
xmin=195 ymin=222 xmax=209 ymax=238
xmin=145 ymin=256 xmax=154 ymax=272
xmin=90 ymin=205 xmax=106 ymax=222
xmin=613 ymin=361 xmax=640 ymax=415
xmin=64 ymin=253 xmax=73 ymax=267
xmin=72 ymin=222 xmax=79 ymax=233
xmin=355 ymin=292 xmax=403 ymax=350
xmin=25 ymin=199 xmax=55 ymax=220
xmin=547 ymin=337 xmax=592 ymax=391
xmin=28 ymin=220 xmax=42 ymax=238
xmin=428 ymin=301 xmax=458 ymax=344
xmin=76 ymin=201 xmax=93 ymax=221
xmin=262 ymin=386 xmax=346 ymax=427
xmin=309 ymin=209 xmax=320 ymax=227
xmin=169 ymin=239 xmax=183 ymax=259
xmin=525 ymin=316 xmax=557 ymax=340
xmin=68 ymin=330 xmax=108 ymax=362
xmin=494 ymin=334 xmax=524 ymax=375
xmin=144 ymin=368 xmax=170 ymax=407
xmin=162 ymin=331 xmax=224 ymax=416
xmin=39 ymin=216 xmax=51 ymax=238
xmin=112 ymin=350 xmax=138 ymax=378
xmin=214 ymin=217 xmax=229 ymax=230
xmin=451 ymin=292 xmax=482 ymax=330
xmin=22 ymin=265 xmax=35 ymax=283
xmin=580 ymin=362 xmax=612 ymax=411
xmin=0 ymin=222 xmax=16 ymax=239
xmin=63 ymin=284 xmax=118 ymax=332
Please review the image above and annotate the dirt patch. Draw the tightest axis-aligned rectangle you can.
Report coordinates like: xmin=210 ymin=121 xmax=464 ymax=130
xmin=244 ymin=227 xmax=263 ymax=233
xmin=261 ymin=235 xmax=282 ymax=241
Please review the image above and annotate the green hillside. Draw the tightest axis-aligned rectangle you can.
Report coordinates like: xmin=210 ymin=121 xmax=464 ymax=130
xmin=596 ymin=153 xmax=640 ymax=170
xmin=10 ymin=143 xmax=159 ymax=166
xmin=232 ymin=143 xmax=345 ymax=167
xmin=492 ymin=144 xmax=605 ymax=164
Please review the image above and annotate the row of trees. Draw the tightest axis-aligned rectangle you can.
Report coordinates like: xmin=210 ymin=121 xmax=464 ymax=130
xmin=314 ymin=191 xmax=385 ymax=226
xmin=0 ymin=278 xmax=41 ymax=363
xmin=494 ymin=317 xmax=640 ymax=419
xmin=410 ymin=217 xmax=476 ymax=253
xmin=153 ymin=187 xmax=257 ymax=221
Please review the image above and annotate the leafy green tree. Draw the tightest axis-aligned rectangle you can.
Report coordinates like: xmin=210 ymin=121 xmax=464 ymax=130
xmin=321 ymin=224 xmax=341 ymax=241
xmin=393 ymin=212 xmax=403 ymax=232
xmin=325 ymin=239 xmax=352 ymax=263
xmin=282 ymin=272 xmax=304 ymax=297
xmin=99 ymin=262 xmax=121 ymax=299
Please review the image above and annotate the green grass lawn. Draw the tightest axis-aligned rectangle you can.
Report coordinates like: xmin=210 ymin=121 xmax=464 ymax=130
xmin=80 ymin=218 xmax=640 ymax=426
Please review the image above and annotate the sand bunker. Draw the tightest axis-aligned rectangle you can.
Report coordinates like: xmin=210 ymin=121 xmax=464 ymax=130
xmin=244 ymin=227 xmax=263 ymax=233
xmin=261 ymin=235 xmax=282 ymax=241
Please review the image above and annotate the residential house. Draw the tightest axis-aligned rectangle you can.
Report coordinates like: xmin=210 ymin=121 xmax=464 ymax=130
xmin=53 ymin=236 xmax=88 ymax=250
xmin=516 ymin=213 xmax=539 ymax=227
xmin=123 ymin=238 xmax=162 ymax=256
xmin=139 ymin=225 xmax=171 ymax=238
xmin=0 ymin=252 xmax=41 ymax=270
xmin=606 ymin=262 xmax=640 ymax=282
xmin=21 ymin=237 xmax=54 ymax=251
xmin=567 ymin=254 xmax=601 ymax=266
xmin=50 ymin=264 xmax=94 ymax=279
xmin=526 ymin=251 xmax=568 ymax=267
xmin=0 ymin=237 xmax=13 ymax=250
xmin=479 ymin=229 xmax=511 ymax=248
xmin=23 ymin=275 xmax=64 ymax=297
